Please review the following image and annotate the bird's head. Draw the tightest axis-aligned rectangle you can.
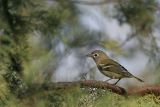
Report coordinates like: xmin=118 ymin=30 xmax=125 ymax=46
xmin=86 ymin=50 xmax=109 ymax=63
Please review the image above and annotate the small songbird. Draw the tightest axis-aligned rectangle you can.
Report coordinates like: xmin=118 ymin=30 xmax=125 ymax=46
xmin=87 ymin=50 xmax=144 ymax=85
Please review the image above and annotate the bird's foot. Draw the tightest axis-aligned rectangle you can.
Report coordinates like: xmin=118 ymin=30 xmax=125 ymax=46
xmin=112 ymin=79 xmax=121 ymax=85
xmin=111 ymin=83 xmax=117 ymax=85
xmin=105 ymin=78 xmax=112 ymax=83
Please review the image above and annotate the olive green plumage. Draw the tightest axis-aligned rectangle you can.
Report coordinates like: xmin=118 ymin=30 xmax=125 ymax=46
xmin=87 ymin=50 xmax=144 ymax=85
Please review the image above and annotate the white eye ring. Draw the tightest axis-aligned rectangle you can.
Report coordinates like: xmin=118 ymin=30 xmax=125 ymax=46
xmin=94 ymin=53 xmax=99 ymax=57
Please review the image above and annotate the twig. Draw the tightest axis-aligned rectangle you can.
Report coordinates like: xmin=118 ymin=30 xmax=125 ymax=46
xmin=119 ymin=32 xmax=137 ymax=47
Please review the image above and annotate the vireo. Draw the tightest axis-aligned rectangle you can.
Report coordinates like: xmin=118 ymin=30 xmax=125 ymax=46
xmin=87 ymin=50 xmax=144 ymax=85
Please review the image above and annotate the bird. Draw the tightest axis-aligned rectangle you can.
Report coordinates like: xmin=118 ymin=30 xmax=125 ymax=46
xmin=86 ymin=50 xmax=144 ymax=85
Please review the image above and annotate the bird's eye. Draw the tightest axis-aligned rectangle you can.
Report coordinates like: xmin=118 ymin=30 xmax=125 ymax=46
xmin=94 ymin=53 xmax=98 ymax=57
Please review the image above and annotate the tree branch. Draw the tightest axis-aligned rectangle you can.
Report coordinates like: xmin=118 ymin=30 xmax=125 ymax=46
xmin=1 ymin=0 xmax=15 ymax=33
xmin=51 ymin=0 xmax=118 ymax=5
xmin=67 ymin=0 xmax=114 ymax=5
xmin=41 ymin=80 xmax=160 ymax=96
xmin=51 ymin=0 xmax=160 ymax=12
xmin=128 ymin=85 xmax=160 ymax=96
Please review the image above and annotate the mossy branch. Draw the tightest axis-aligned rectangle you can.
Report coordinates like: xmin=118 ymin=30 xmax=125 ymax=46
xmin=41 ymin=80 xmax=160 ymax=96
xmin=128 ymin=85 xmax=160 ymax=96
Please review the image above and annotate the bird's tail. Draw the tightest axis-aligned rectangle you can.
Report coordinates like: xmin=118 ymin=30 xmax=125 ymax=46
xmin=133 ymin=76 xmax=144 ymax=82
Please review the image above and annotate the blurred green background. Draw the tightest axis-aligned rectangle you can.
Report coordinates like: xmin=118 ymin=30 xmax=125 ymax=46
xmin=0 ymin=0 xmax=160 ymax=106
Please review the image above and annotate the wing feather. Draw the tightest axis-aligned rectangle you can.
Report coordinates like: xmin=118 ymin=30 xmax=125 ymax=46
xmin=98 ymin=59 xmax=132 ymax=77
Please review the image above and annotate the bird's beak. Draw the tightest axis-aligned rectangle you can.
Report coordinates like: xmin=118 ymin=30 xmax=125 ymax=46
xmin=86 ymin=53 xmax=92 ymax=57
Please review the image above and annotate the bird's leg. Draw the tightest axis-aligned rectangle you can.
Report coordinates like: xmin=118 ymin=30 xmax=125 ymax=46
xmin=113 ymin=79 xmax=121 ymax=85
xmin=105 ymin=78 xmax=112 ymax=82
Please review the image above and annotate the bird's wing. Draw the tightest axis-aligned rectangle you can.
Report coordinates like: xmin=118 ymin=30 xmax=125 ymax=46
xmin=98 ymin=59 xmax=132 ymax=77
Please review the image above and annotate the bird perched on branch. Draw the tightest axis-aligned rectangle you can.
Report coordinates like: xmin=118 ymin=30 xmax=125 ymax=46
xmin=87 ymin=50 xmax=144 ymax=85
